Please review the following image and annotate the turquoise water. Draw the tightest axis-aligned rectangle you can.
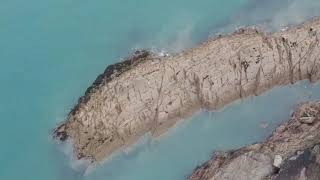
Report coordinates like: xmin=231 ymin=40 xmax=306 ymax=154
xmin=1 ymin=0 xmax=320 ymax=180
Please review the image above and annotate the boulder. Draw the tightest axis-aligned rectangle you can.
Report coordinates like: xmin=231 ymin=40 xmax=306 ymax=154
xmin=299 ymin=117 xmax=315 ymax=124
xmin=273 ymin=155 xmax=283 ymax=168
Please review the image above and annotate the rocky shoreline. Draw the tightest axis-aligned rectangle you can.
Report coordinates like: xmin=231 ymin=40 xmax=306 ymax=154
xmin=53 ymin=50 xmax=152 ymax=142
xmin=188 ymin=101 xmax=320 ymax=180
xmin=54 ymin=17 xmax=320 ymax=162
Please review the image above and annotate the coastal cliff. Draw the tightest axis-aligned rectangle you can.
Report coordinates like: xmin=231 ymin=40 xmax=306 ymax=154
xmin=54 ymin=18 xmax=320 ymax=162
xmin=189 ymin=101 xmax=320 ymax=180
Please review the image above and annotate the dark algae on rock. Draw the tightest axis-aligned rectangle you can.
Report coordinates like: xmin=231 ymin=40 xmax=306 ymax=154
xmin=72 ymin=49 xmax=151 ymax=116
xmin=53 ymin=50 xmax=151 ymax=145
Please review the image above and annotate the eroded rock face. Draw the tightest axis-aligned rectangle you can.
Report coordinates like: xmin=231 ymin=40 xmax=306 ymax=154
xmin=54 ymin=17 xmax=320 ymax=161
xmin=212 ymin=152 xmax=273 ymax=180
xmin=272 ymin=146 xmax=320 ymax=180
xmin=189 ymin=101 xmax=320 ymax=180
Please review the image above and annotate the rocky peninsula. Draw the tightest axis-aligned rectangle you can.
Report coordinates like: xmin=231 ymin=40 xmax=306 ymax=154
xmin=189 ymin=101 xmax=320 ymax=180
xmin=54 ymin=17 xmax=320 ymax=162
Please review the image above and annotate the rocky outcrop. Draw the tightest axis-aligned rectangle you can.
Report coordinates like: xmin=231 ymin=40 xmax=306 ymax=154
xmin=189 ymin=101 xmax=320 ymax=180
xmin=54 ymin=17 xmax=320 ymax=162
xmin=53 ymin=50 xmax=151 ymax=141
xmin=272 ymin=145 xmax=320 ymax=180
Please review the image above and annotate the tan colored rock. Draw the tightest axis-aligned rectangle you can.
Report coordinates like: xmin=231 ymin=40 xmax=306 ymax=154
xmin=299 ymin=117 xmax=315 ymax=124
xmin=54 ymin=17 xmax=320 ymax=162
xmin=189 ymin=101 xmax=320 ymax=180
xmin=273 ymin=155 xmax=283 ymax=168
xmin=210 ymin=152 xmax=273 ymax=180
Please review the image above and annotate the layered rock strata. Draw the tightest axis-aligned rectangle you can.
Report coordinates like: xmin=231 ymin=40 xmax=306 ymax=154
xmin=54 ymin=18 xmax=320 ymax=161
xmin=189 ymin=101 xmax=320 ymax=180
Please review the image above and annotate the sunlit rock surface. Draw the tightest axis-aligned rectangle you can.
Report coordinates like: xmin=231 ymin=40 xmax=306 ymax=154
xmin=54 ymin=18 xmax=320 ymax=162
xmin=189 ymin=101 xmax=320 ymax=180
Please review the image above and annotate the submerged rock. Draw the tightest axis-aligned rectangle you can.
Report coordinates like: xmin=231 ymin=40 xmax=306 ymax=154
xmin=189 ymin=101 xmax=320 ymax=180
xmin=54 ymin=17 xmax=320 ymax=162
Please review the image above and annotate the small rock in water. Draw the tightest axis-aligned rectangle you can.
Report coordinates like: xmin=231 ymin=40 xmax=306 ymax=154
xmin=259 ymin=122 xmax=269 ymax=129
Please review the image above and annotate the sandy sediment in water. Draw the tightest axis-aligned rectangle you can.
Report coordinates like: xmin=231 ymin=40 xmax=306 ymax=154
xmin=54 ymin=17 xmax=320 ymax=162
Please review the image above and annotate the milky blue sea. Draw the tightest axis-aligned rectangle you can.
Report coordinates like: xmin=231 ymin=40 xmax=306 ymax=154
xmin=1 ymin=0 xmax=320 ymax=179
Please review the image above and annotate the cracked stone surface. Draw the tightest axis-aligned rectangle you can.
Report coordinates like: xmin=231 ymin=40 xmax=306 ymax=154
xmin=188 ymin=101 xmax=320 ymax=180
xmin=54 ymin=17 xmax=320 ymax=162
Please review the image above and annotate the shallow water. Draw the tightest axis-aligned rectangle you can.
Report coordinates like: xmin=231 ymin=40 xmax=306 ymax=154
xmin=1 ymin=0 xmax=320 ymax=180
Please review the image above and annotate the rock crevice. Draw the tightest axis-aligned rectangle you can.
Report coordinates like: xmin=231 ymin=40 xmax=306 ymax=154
xmin=54 ymin=18 xmax=320 ymax=162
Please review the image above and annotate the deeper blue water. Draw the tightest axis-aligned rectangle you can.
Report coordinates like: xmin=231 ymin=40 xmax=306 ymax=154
xmin=1 ymin=0 xmax=320 ymax=180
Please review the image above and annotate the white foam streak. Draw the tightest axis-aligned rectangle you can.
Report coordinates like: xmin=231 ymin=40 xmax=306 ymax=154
xmin=55 ymin=140 xmax=91 ymax=175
